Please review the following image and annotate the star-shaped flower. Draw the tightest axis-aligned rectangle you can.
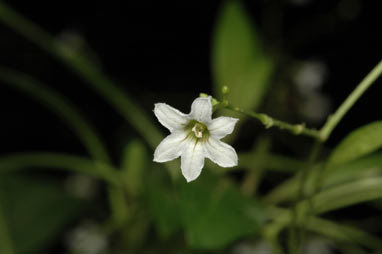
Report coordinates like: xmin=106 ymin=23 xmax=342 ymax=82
xmin=153 ymin=96 xmax=238 ymax=182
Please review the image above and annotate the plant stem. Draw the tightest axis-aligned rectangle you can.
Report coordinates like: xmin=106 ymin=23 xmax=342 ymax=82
xmin=320 ymin=59 xmax=382 ymax=141
xmin=241 ymin=136 xmax=271 ymax=196
xmin=292 ymin=141 xmax=322 ymax=252
xmin=205 ymin=94 xmax=321 ymax=140
xmin=0 ymin=153 xmax=120 ymax=185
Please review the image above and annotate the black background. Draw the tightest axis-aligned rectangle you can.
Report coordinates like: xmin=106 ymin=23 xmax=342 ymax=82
xmin=0 ymin=0 xmax=381 ymax=158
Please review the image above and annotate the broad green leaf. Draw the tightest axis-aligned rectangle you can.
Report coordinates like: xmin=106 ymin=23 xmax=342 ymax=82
xmin=179 ymin=172 xmax=264 ymax=249
xmin=327 ymin=121 xmax=382 ymax=169
xmin=121 ymin=139 xmax=147 ymax=197
xmin=212 ymin=0 xmax=273 ymax=112
xmin=144 ymin=169 xmax=181 ymax=239
xmin=0 ymin=175 xmax=82 ymax=253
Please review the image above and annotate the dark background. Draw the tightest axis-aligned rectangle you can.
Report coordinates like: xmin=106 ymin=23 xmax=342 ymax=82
xmin=1 ymin=0 xmax=381 ymax=158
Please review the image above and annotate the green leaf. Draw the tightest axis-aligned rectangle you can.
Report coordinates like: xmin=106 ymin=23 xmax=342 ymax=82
xmin=327 ymin=121 xmax=382 ymax=169
xmin=179 ymin=172 xmax=264 ymax=249
xmin=212 ymin=0 xmax=273 ymax=112
xmin=145 ymin=169 xmax=181 ymax=239
xmin=0 ymin=175 xmax=82 ymax=253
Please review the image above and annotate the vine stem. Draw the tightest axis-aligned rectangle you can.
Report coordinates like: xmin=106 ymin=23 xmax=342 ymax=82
xmin=202 ymin=94 xmax=321 ymax=140
xmin=320 ymin=59 xmax=382 ymax=141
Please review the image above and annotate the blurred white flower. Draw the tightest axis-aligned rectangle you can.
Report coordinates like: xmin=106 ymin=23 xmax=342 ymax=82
xmin=302 ymin=237 xmax=334 ymax=254
xmin=294 ymin=60 xmax=331 ymax=124
xmin=66 ymin=221 xmax=108 ymax=254
xmin=153 ymin=96 xmax=238 ymax=182
xmin=232 ymin=240 xmax=272 ymax=254
xmin=65 ymin=174 xmax=98 ymax=200
xmin=294 ymin=60 xmax=328 ymax=95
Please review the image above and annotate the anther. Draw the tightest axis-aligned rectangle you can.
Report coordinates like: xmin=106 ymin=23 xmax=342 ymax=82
xmin=192 ymin=124 xmax=203 ymax=138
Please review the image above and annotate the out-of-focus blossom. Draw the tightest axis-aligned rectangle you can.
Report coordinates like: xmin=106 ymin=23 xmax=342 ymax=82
xmin=294 ymin=60 xmax=331 ymax=123
xmin=65 ymin=174 xmax=98 ymax=200
xmin=232 ymin=240 xmax=272 ymax=254
xmin=302 ymin=237 xmax=334 ymax=254
xmin=65 ymin=221 xmax=108 ymax=254
xmin=294 ymin=60 xmax=328 ymax=95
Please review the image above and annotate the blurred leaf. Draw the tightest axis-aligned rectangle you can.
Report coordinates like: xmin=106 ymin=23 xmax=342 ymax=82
xmin=212 ymin=0 xmax=273 ymax=112
xmin=121 ymin=139 xmax=147 ymax=197
xmin=325 ymin=152 xmax=382 ymax=188
xmin=0 ymin=175 xmax=82 ymax=253
xmin=312 ymin=177 xmax=382 ymax=214
xmin=179 ymin=172 xmax=264 ymax=249
xmin=267 ymin=207 xmax=382 ymax=250
xmin=145 ymin=170 xmax=181 ymax=239
xmin=265 ymin=153 xmax=382 ymax=204
xmin=327 ymin=121 xmax=382 ymax=169
xmin=266 ymin=178 xmax=382 ymax=246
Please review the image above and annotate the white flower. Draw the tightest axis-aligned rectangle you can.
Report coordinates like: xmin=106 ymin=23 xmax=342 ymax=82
xmin=153 ymin=96 xmax=238 ymax=182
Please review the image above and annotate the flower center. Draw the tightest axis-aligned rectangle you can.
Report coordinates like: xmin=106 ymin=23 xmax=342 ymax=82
xmin=184 ymin=120 xmax=209 ymax=141
xmin=192 ymin=123 xmax=204 ymax=138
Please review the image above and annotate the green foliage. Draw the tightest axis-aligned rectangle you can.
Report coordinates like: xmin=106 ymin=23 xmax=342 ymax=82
xmin=145 ymin=170 xmax=181 ymax=239
xmin=145 ymin=170 xmax=265 ymax=249
xmin=265 ymin=153 xmax=382 ymax=205
xmin=212 ymin=0 xmax=273 ymax=112
xmin=327 ymin=121 xmax=382 ymax=169
xmin=324 ymin=152 xmax=382 ymax=189
xmin=0 ymin=175 xmax=82 ymax=253
xmin=179 ymin=172 xmax=264 ymax=249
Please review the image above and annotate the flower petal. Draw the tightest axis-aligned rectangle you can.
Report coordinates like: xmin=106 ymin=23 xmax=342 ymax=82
xmin=204 ymin=137 xmax=238 ymax=167
xmin=190 ymin=97 xmax=212 ymax=123
xmin=153 ymin=131 xmax=188 ymax=162
xmin=154 ymin=103 xmax=189 ymax=132
xmin=180 ymin=140 xmax=205 ymax=182
xmin=208 ymin=116 xmax=239 ymax=139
